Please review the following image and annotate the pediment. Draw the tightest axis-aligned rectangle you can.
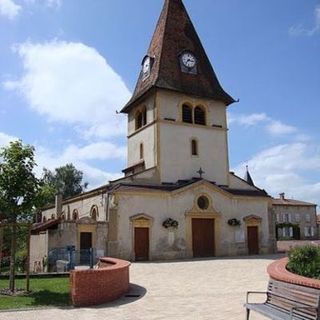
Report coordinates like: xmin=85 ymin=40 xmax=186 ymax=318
xmin=243 ymin=215 xmax=262 ymax=223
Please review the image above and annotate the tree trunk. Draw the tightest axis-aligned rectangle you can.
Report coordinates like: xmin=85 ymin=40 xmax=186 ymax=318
xmin=26 ymin=224 xmax=31 ymax=292
xmin=9 ymin=223 xmax=17 ymax=293
xmin=0 ymin=225 xmax=3 ymax=275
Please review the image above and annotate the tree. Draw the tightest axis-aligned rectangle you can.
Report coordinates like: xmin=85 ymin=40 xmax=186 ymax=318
xmin=0 ymin=140 xmax=39 ymax=293
xmin=41 ymin=164 xmax=88 ymax=201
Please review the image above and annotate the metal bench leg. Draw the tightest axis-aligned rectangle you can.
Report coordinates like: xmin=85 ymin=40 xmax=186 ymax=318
xmin=246 ymin=308 xmax=250 ymax=320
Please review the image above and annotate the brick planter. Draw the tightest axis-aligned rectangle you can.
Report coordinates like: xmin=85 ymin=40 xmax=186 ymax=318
xmin=267 ymin=258 xmax=320 ymax=289
xmin=70 ymin=257 xmax=131 ymax=307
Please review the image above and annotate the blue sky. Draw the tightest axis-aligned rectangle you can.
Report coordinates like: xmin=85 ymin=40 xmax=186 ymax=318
xmin=0 ymin=0 xmax=319 ymax=207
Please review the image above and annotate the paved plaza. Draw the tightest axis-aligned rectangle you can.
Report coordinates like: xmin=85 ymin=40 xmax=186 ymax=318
xmin=1 ymin=255 xmax=282 ymax=320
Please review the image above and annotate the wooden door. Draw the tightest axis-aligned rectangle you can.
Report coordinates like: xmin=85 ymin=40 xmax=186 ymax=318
xmin=134 ymin=227 xmax=149 ymax=261
xmin=247 ymin=226 xmax=259 ymax=255
xmin=192 ymin=219 xmax=215 ymax=257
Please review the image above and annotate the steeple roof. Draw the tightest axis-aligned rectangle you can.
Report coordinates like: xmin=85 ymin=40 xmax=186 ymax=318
xmin=244 ymin=166 xmax=255 ymax=187
xmin=121 ymin=0 xmax=235 ymax=113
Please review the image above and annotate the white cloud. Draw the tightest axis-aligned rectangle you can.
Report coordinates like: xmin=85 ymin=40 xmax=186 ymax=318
xmin=35 ymin=141 xmax=126 ymax=189
xmin=23 ymin=0 xmax=61 ymax=9
xmin=4 ymin=40 xmax=131 ymax=138
xmin=0 ymin=0 xmax=21 ymax=20
xmin=228 ymin=113 xmax=268 ymax=126
xmin=289 ymin=5 xmax=320 ymax=36
xmin=266 ymin=120 xmax=297 ymax=135
xmin=234 ymin=143 xmax=320 ymax=206
xmin=228 ymin=112 xmax=298 ymax=136
xmin=0 ymin=132 xmax=18 ymax=147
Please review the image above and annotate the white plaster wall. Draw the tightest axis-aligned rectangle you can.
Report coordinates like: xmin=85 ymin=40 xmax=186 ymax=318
xmin=127 ymin=124 xmax=156 ymax=169
xmin=42 ymin=193 xmax=107 ymax=222
xmin=115 ymin=183 xmax=272 ymax=260
xmin=127 ymin=95 xmax=155 ymax=135
xmin=159 ymin=122 xmax=229 ymax=184
xmin=30 ymin=232 xmax=48 ymax=271
xmin=158 ymin=90 xmax=227 ymax=127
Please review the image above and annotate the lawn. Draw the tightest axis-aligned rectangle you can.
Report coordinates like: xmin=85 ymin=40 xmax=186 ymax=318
xmin=0 ymin=277 xmax=70 ymax=310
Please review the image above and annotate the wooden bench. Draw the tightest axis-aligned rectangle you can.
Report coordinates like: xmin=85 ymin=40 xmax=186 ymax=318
xmin=245 ymin=279 xmax=320 ymax=320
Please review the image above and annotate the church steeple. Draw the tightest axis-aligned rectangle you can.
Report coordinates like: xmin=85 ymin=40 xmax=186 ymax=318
xmin=121 ymin=0 xmax=235 ymax=113
xmin=244 ymin=166 xmax=255 ymax=187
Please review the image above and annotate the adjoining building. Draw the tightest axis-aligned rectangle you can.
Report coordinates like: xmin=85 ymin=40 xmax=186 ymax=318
xmin=31 ymin=0 xmax=278 ymax=268
xmin=273 ymin=193 xmax=318 ymax=240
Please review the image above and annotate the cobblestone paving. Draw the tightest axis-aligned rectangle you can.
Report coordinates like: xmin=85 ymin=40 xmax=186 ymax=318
xmin=1 ymin=255 xmax=282 ymax=320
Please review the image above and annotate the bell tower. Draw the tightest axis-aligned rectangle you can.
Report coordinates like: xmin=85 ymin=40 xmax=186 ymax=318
xmin=121 ymin=0 xmax=235 ymax=185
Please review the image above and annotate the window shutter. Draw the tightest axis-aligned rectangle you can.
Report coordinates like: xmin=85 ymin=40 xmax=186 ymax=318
xmin=289 ymin=227 xmax=293 ymax=238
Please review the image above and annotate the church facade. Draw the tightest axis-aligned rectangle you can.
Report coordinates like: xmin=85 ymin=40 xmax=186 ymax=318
xmin=30 ymin=0 xmax=276 ymax=267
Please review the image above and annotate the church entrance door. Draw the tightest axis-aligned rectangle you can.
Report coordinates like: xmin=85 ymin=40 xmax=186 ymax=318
xmin=80 ymin=232 xmax=92 ymax=264
xmin=192 ymin=218 xmax=215 ymax=257
xmin=247 ymin=226 xmax=259 ymax=255
xmin=134 ymin=227 xmax=149 ymax=261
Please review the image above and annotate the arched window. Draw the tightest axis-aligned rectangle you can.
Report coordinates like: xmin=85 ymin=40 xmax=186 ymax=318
xmin=135 ymin=107 xmax=147 ymax=130
xmin=43 ymin=216 xmax=47 ymax=223
xmin=51 ymin=214 xmax=55 ymax=220
xmin=182 ymin=104 xmax=193 ymax=123
xmin=140 ymin=143 xmax=144 ymax=160
xmin=72 ymin=209 xmax=79 ymax=221
xmin=90 ymin=206 xmax=99 ymax=221
xmin=194 ymin=106 xmax=206 ymax=125
xmin=191 ymin=139 xmax=198 ymax=156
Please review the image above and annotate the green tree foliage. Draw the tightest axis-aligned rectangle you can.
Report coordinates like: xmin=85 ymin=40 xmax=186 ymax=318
xmin=0 ymin=141 xmax=39 ymax=222
xmin=0 ymin=140 xmax=39 ymax=292
xmin=40 ymin=164 xmax=88 ymax=203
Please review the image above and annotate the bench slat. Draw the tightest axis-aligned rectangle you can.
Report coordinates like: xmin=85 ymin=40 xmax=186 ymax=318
xmin=245 ymin=303 xmax=315 ymax=320
xmin=246 ymin=279 xmax=320 ymax=320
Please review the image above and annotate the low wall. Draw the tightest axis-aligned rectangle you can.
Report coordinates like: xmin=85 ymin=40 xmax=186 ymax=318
xmin=70 ymin=257 xmax=131 ymax=307
xmin=277 ymin=240 xmax=320 ymax=253
xmin=267 ymin=258 xmax=320 ymax=289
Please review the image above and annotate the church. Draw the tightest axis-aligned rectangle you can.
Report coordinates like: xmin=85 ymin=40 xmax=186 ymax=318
xmin=30 ymin=0 xmax=275 ymax=267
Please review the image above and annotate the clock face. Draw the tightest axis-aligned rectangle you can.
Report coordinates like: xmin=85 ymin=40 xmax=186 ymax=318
xmin=143 ymin=57 xmax=151 ymax=74
xmin=181 ymin=52 xmax=196 ymax=68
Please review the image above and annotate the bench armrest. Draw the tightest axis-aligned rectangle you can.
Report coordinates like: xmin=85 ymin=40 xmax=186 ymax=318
xmin=246 ymin=291 xmax=267 ymax=304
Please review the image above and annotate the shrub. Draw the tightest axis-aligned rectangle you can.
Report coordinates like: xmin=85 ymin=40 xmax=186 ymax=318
xmin=287 ymin=245 xmax=320 ymax=280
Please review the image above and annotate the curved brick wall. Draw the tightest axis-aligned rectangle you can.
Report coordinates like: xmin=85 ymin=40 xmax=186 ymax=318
xmin=70 ymin=257 xmax=131 ymax=307
xmin=267 ymin=258 xmax=320 ymax=289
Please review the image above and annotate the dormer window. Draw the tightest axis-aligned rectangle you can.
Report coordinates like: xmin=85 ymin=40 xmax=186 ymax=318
xmin=142 ymin=55 xmax=154 ymax=81
xmin=135 ymin=107 xmax=147 ymax=130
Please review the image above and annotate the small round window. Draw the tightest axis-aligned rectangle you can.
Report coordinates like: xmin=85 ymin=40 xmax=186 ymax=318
xmin=197 ymin=196 xmax=209 ymax=210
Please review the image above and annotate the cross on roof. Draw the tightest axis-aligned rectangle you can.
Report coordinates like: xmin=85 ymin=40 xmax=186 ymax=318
xmin=197 ymin=167 xmax=205 ymax=179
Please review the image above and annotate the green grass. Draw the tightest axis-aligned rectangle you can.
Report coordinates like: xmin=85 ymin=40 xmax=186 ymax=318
xmin=0 ymin=277 xmax=70 ymax=310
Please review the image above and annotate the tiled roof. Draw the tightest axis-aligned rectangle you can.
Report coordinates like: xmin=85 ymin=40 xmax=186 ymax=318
xmin=272 ymin=198 xmax=316 ymax=207
xmin=121 ymin=0 xmax=235 ymax=113
xmin=113 ymin=179 xmax=270 ymax=198
xmin=31 ymin=219 xmax=61 ymax=234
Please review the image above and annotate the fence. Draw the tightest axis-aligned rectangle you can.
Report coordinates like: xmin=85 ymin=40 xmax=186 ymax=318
xmin=48 ymin=246 xmax=97 ymax=272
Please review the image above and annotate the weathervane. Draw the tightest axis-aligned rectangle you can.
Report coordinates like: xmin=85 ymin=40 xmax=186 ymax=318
xmin=197 ymin=167 xmax=205 ymax=179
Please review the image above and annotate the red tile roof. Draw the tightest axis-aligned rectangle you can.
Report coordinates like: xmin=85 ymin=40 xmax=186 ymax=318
xmin=272 ymin=198 xmax=316 ymax=207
